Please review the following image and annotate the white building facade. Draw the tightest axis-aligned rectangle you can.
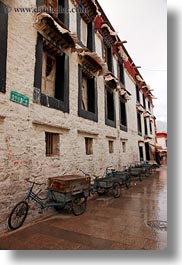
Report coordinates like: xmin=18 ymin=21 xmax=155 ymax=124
xmin=0 ymin=0 xmax=156 ymax=231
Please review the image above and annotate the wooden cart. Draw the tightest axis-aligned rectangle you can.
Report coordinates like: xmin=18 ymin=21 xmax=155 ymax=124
xmin=48 ymin=175 xmax=90 ymax=215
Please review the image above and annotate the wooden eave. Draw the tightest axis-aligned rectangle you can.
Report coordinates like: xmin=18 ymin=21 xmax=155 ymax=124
xmin=77 ymin=50 xmax=107 ymax=77
xmin=101 ymin=22 xmax=118 ymax=47
xmin=71 ymin=0 xmax=98 ymax=23
xmin=34 ymin=13 xmax=78 ymax=53
xmin=104 ymin=73 xmax=119 ymax=90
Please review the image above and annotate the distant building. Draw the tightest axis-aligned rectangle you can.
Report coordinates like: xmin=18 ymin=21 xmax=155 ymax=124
xmin=0 ymin=0 xmax=157 ymax=231
xmin=156 ymin=132 xmax=167 ymax=164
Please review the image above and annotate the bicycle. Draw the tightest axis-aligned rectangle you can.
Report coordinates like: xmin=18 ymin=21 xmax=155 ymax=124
xmin=79 ymin=167 xmax=121 ymax=198
xmin=8 ymin=178 xmax=88 ymax=230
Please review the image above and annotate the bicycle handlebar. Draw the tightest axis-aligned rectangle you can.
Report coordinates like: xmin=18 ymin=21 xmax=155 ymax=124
xmin=25 ymin=179 xmax=45 ymax=186
xmin=79 ymin=167 xmax=115 ymax=179
xmin=78 ymin=169 xmax=90 ymax=177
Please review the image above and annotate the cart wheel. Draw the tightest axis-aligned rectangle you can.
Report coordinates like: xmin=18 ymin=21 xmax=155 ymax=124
xmin=72 ymin=194 xmax=87 ymax=216
xmin=54 ymin=204 xmax=65 ymax=213
xmin=112 ymin=182 xmax=121 ymax=198
xmin=8 ymin=201 xmax=29 ymax=230
xmin=97 ymin=187 xmax=106 ymax=195
xmin=125 ymin=177 xmax=131 ymax=189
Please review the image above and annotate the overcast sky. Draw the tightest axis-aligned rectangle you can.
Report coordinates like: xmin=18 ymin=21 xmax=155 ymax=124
xmin=98 ymin=0 xmax=167 ymax=122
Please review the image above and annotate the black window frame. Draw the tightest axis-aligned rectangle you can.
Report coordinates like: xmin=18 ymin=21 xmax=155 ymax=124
xmin=105 ymin=87 xmax=116 ymax=128
xmin=108 ymin=140 xmax=114 ymax=154
xmin=78 ymin=65 xmax=98 ymax=122
xmin=107 ymin=46 xmax=113 ymax=73
xmin=85 ymin=137 xmax=93 ymax=155
xmin=33 ymin=33 xmax=69 ymax=113
xmin=45 ymin=131 xmax=60 ymax=157
xmin=149 ymin=120 xmax=153 ymax=135
xmin=119 ymin=96 xmax=127 ymax=132
xmin=58 ymin=0 xmax=69 ymax=28
xmin=137 ymin=111 xmax=142 ymax=136
xmin=142 ymin=93 xmax=146 ymax=109
xmin=36 ymin=0 xmax=69 ymax=28
xmin=136 ymin=85 xmax=140 ymax=103
xmin=0 ymin=1 xmax=8 ymax=93
xmin=118 ymin=58 xmax=125 ymax=86
xmin=77 ymin=13 xmax=95 ymax=52
xmin=103 ymin=44 xmax=113 ymax=73
xmin=148 ymin=100 xmax=151 ymax=111
xmin=145 ymin=142 xmax=150 ymax=161
xmin=144 ymin=117 xmax=148 ymax=136
xmin=139 ymin=146 xmax=144 ymax=161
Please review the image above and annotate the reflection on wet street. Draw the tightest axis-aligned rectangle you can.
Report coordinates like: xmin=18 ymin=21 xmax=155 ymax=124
xmin=0 ymin=166 xmax=167 ymax=250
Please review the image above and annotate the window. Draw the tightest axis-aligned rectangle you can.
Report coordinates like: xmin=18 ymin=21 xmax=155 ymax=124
xmin=77 ymin=15 xmax=95 ymax=51
xmin=78 ymin=66 xmax=98 ymax=122
xmin=34 ymin=34 xmax=69 ymax=112
xmin=58 ymin=0 xmax=69 ymax=27
xmin=145 ymin=142 xmax=150 ymax=161
xmin=137 ymin=111 xmax=142 ymax=135
xmin=105 ymin=88 xmax=116 ymax=127
xmin=103 ymin=45 xmax=113 ymax=73
xmin=139 ymin=146 xmax=144 ymax=161
xmin=143 ymin=93 xmax=146 ymax=109
xmin=41 ymin=52 xmax=56 ymax=98
xmin=80 ymin=18 xmax=87 ymax=46
xmin=106 ymin=90 xmax=114 ymax=121
xmin=81 ymin=74 xmax=95 ymax=113
xmin=85 ymin=137 xmax=93 ymax=155
xmin=95 ymin=34 xmax=103 ymax=58
xmin=120 ymin=96 xmax=127 ymax=132
xmin=36 ymin=0 xmax=58 ymax=17
xmin=0 ymin=1 xmax=8 ymax=93
xmin=108 ymin=140 xmax=114 ymax=153
xmin=149 ymin=121 xmax=153 ymax=135
xmin=36 ymin=0 xmax=69 ymax=27
xmin=119 ymin=59 xmax=125 ymax=86
xmin=136 ymin=85 xmax=140 ymax=103
xmin=45 ymin=132 xmax=60 ymax=156
xmin=148 ymin=100 xmax=151 ymax=111
xmin=122 ymin=142 xmax=126 ymax=153
xmin=144 ymin=117 xmax=148 ymax=136
xmin=87 ymin=22 xmax=95 ymax=52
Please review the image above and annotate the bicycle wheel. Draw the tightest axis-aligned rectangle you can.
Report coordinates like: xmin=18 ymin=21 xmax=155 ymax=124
xmin=112 ymin=182 xmax=121 ymax=198
xmin=8 ymin=201 xmax=29 ymax=230
xmin=72 ymin=194 xmax=87 ymax=216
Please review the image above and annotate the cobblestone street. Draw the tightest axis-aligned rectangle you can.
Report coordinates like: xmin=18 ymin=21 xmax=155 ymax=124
xmin=0 ymin=167 xmax=167 ymax=250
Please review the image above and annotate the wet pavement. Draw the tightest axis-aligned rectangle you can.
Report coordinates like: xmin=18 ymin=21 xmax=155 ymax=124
xmin=0 ymin=166 xmax=167 ymax=250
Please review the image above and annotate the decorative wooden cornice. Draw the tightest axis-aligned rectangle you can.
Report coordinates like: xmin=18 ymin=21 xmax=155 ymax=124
xmin=136 ymin=103 xmax=145 ymax=113
xmin=104 ymin=72 xmax=120 ymax=90
xmin=77 ymin=49 xmax=108 ymax=77
xmin=71 ymin=0 xmax=98 ymax=23
xmin=34 ymin=13 xmax=78 ymax=54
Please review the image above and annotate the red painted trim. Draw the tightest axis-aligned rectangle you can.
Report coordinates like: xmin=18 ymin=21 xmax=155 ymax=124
xmin=156 ymin=132 xmax=167 ymax=138
xmin=94 ymin=15 xmax=104 ymax=30
xmin=113 ymin=45 xmax=117 ymax=55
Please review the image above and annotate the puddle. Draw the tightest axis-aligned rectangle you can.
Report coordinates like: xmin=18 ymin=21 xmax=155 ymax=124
xmin=96 ymin=197 xmax=111 ymax=201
